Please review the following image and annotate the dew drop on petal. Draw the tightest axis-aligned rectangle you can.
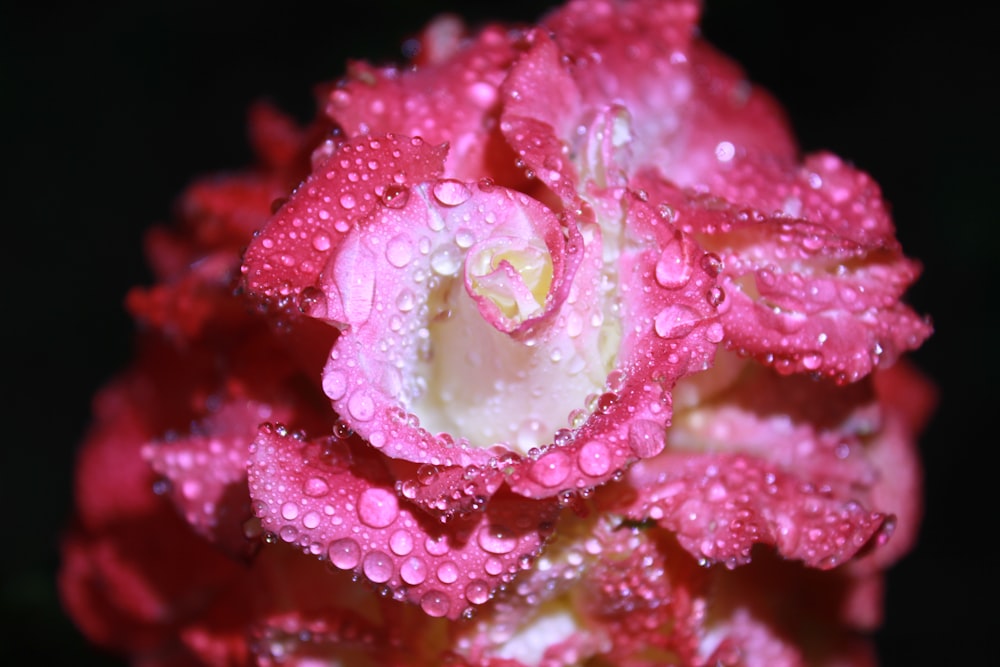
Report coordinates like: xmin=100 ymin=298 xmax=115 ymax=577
xmin=358 ymin=487 xmax=399 ymax=528
xmin=362 ymin=551 xmax=394 ymax=583
xmin=654 ymin=304 xmax=700 ymax=339
xmin=322 ymin=371 xmax=347 ymax=400
xmin=628 ymin=419 xmax=666 ymax=458
xmin=380 ymin=184 xmax=410 ymax=209
xmin=705 ymin=322 xmax=725 ymax=343
xmin=339 ymin=193 xmax=357 ymax=210
xmin=328 ymin=538 xmax=361 ymax=569
xmin=348 ymin=392 xmax=375 ymax=421
xmin=386 ymin=234 xmax=413 ymax=268
xmin=465 ymin=580 xmax=491 ymax=605
xmin=281 ymin=502 xmax=299 ymax=521
xmin=654 ymin=236 xmax=692 ymax=288
xmin=432 ymin=179 xmax=472 ymax=207
xmin=389 ymin=529 xmax=414 ymax=556
xmin=303 ymin=477 xmax=330 ymax=497
xmin=477 ymin=525 xmax=517 ymax=554
xmin=400 ymin=556 xmax=428 ymax=585
xmin=420 ymin=590 xmax=451 ymax=617
xmin=437 ymin=561 xmax=459 ymax=584
xmin=578 ymin=440 xmax=611 ymax=476
xmin=530 ymin=451 xmax=571 ymax=487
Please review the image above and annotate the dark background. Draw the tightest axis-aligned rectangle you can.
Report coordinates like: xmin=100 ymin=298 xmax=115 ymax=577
xmin=3 ymin=1 xmax=992 ymax=664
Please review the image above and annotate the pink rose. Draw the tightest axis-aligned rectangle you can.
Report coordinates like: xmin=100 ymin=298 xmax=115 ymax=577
xmin=60 ymin=1 xmax=934 ymax=665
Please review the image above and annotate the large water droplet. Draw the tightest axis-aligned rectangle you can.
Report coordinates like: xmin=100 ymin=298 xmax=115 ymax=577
xmin=430 ymin=245 xmax=462 ymax=276
xmin=654 ymin=235 xmax=692 ymax=288
xmin=303 ymin=476 xmax=330 ymax=497
xmin=348 ymin=392 xmax=375 ymax=421
xmin=654 ymin=304 xmax=700 ymax=339
xmin=380 ymin=184 xmax=410 ymax=209
xmin=530 ymin=451 xmax=571 ymax=487
xmin=358 ymin=487 xmax=399 ymax=528
xmin=477 ymin=524 xmax=517 ymax=554
xmin=339 ymin=193 xmax=357 ymax=210
xmin=400 ymin=556 xmax=428 ymax=585
xmin=437 ymin=561 xmax=459 ymax=584
xmin=420 ymin=590 xmax=451 ymax=617
xmin=328 ymin=538 xmax=361 ymax=569
xmin=389 ymin=529 xmax=414 ymax=556
xmin=577 ymin=440 xmax=612 ymax=476
xmin=432 ymin=179 xmax=472 ymax=207
xmin=628 ymin=420 xmax=666 ymax=458
xmin=386 ymin=234 xmax=413 ymax=268
xmin=362 ymin=550 xmax=394 ymax=583
xmin=465 ymin=580 xmax=490 ymax=605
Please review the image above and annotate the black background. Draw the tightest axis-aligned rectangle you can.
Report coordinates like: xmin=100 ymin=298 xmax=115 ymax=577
xmin=3 ymin=1 xmax=993 ymax=664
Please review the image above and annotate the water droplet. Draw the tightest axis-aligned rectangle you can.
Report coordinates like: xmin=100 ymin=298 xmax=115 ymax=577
xmin=802 ymin=351 xmax=823 ymax=370
xmin=358 ymin=487 xmax=399 ymax=528
xmin=654 ymin=235 xmax=692 ymax=288
xmin=465 ymin=580 xmax=490 ymax=605
xmin=386 ymin=234 xmax=413 ymax=268
xmin=420 ymin=590 xmax=451 ymax=617
xmin=400 ymin=556 xmax=428 ymax=585
xmin=396 ymin=289 xmax=416 ymax=312
xmin=328 ymin=538 xmax=361 ymax=569
xmin=281 ymin=502 xmax=299 ymax=521
xmin=303 ymin=477 xmax=330 ymax=497
xmin=311 ymin=233 xmax=332 ymax=252
xmin=578 ymin=440 xmax=611 ymax=476
xmin=380 ymin=184 xmax=410 ymax=209
xmin=430 ymin=245 xmax=462 ymax=276
xmin=302 ymin=511 xmax=321 ymax=529
xmin=432 ymin=179 xmax=472 ymax=207
xmin=437 ymin=561 xmax=459 ymax=584
xmin=706 ymin=286 xmax=726 ymax=308
xmin=339 ymin=193 xmax=357 ymax=210
xmin=654 ymin=304 xmax=700 ymax=339
xmin=362 ymin=550 xmax=394 ymax=583
xmin=477 ymin=525 xmax=517 ymax=554
xmin=425 ymin=535 xmax=450 ymax=556
xmin=389 ymin=529 xmax=414 ymax=556
xmin=700 ymin=253 xmax=724 ymax=277
xmin=484 ymin=556 xmax=503 ymax=575
xmin=322 ymin=370 xmax=347 ymax=400
xmin=628 ymin=420 xmax=665 ymax=458
xmin=348 ymin=392 xmax=375 ymax=421
xmin=705 ymin=322 xmax=725 ymax=343
xmin=530 ymin=451 xmax=571 ymax=487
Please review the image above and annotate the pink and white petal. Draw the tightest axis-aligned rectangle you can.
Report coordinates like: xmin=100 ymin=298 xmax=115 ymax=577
xmin=324 ymin=18 xmax=519 ymax=181
xmin=542 ymin=0 xmax=796 ymax=186
xmin=247 ymin=425 xmax=559 ymax=620
xmin=636 ymin=172 xmax=932 ymax=382
xmin=499 ymin=30 xmax=583 ymax=206
xmin=242 ymin=134 xmax=447 ymax=310
xmin=625 ymin=452 xmax=888 ymax=569
xmin=507 ymin=193 xmax=723 ymax=498
xmin=318 ymin=180 xmax=586 ymax=473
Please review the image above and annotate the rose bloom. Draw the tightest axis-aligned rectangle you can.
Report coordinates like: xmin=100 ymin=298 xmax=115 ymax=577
xmin=59 ymin=1 xmax=935 ymax=666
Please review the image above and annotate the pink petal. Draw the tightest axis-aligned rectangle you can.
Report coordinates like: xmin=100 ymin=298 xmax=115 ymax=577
xmin=241 ymin=133 xmax=447 ymax=309
xmin=635 ymin=172 xmax=932 ymax=382
xmin=542 ymin=0 xmax=796 ymax=186
xmin=625 ymin=452 xmax=888 ymax=569
xmin=247 ymin=424 xmax=559 ymax=620
xmin=499 ymin=30 xmax=582 ymax=205
xmin=323 ymin=18 xmax=520 ymax=181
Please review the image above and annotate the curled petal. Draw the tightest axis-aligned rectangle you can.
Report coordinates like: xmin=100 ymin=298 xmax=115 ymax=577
xmin=241 ymin=133 xmax=447 ymax=308
xmin=247 ymin=424 xmax=559 ymax=620
xmin=625 ymin=452 xmax=888 ymax=569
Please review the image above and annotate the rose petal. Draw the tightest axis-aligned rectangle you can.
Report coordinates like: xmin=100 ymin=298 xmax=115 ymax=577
xmin=324 ymin=18 xmax=520 ymax=181
xmin=542 ymin=0 xmax=796 ymax=185
xmin=242 ymin=133 xmax=447 ymax=309
xmin=247 ymin=424 xmax=559 ymax=620
xmin=635 ymin=173 xmax=932 ymax=382
xmin=625 ymin=452 xmax=887 ymax=569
